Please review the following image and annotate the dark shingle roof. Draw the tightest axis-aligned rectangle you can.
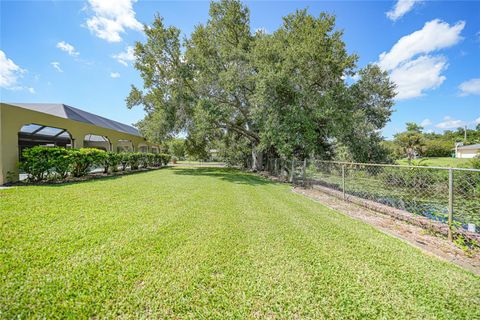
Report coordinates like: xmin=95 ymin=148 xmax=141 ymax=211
xmin=5 ymin=102 xmax=141 ymax=136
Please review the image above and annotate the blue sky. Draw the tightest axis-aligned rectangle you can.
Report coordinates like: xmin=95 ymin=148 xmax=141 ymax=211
xmin=1 ymin=0 xmax=479 ymax=139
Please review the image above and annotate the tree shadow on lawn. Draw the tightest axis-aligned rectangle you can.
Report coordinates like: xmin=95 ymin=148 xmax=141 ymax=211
xmin=172 ymin=167 xmax=274 ymax=186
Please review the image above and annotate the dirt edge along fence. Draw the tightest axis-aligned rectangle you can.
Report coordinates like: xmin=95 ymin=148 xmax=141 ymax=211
xmin=264 ymin=158 xmax=480 ymax=244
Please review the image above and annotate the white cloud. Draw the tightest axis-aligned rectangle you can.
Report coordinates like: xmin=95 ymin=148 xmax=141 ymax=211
xmin=435 ymin=116 xmax=466 ymax=129
xmin=56 ymin=41 xmax=79 ymax=56
xmin=386 ymin=0 xmax=421 ymax=21
xmin=0 ymin=50 xmax=26 ymax=89
xmin=379 ymin=19 xmax=464 ymax=71
xmin=51 ymin=62 xmax=63 ymax=73
xmin=389 ymin=55 xmax=447 ymax=99
xmin=458 ymin=78 xmax=480 ymax=96
xmin=28 ymin=87 xmax=36 ymax=94
xmin=420 ymin=118 xmax=432 ymax=127
xmin=110 ymin=72 xmax=120 ymax=78
xmin=113 ymin=46 xmax=135 ymax=66
xmin=377 ymin=19 xmax=465 ymax=100
xmin=475 ymin=117 xmax=480 ymax=125
xmin=85 ymin=0 xmax=142 ymax=42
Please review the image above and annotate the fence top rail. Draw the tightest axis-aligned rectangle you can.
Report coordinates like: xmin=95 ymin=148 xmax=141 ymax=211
xmin=312 ymin=159 xmax=480 ymax=173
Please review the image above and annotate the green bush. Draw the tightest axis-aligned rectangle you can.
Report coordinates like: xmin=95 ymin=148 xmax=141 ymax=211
xmin=70 ymin=148 xmax=106 ymax=177
xmin=19 ymin=146 xmax=171 ymax=182
xmin=146 ymin=153 xmax=156 ymax=167
xmin=119 ymin=153 xmax=130 ymax=171
xmin=127 ymin=153 xmax=142 ymax=170
xmin=422 ymin=140 xmax=453 ymax=157
xmin=159 ymin=153 xmax=171 ymax=166
xmin=20 ymin=146 xmax=73 ymax=181
xmin=102 ymin=152 xmax=121 ymax=173
xmin=50 ymin=147 xmax=74 ymax=179
xmin=138 ymin=153 xmax=150 ymax=168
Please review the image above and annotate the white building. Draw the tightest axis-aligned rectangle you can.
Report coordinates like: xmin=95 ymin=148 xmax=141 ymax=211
xmin=455 ymin=144 xmax=480 ymax=159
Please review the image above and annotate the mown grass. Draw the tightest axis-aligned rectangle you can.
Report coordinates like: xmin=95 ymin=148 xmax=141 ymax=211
xmin=1 ymin=167 xmax=479 ymax=319
xmin=396 ymin=157 xmax=474 ymax=168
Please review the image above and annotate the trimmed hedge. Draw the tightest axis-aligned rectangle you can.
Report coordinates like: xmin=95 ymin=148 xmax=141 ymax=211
xmin=20 ymin=146 xmax=171 ymax=182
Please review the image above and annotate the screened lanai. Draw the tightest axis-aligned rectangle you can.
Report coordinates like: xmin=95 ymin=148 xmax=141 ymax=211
xmin=0 ymin=102 xmax=160 ymax=184
xmin=18 ymin=124 xmax=73 ymax=160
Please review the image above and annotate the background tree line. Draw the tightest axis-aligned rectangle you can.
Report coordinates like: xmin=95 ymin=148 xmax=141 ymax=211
xmin=385 ymin=122 xmax=480 ymax=163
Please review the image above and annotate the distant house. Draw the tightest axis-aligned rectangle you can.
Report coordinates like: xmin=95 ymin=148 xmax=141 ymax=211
xmin=455 ymin=144 xmax=480 ymax=159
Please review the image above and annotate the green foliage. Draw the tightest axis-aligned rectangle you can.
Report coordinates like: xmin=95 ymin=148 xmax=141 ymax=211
xmin=119 ymin=153 xmax=130 ymax=171
xmin=433 ymin=127 xmax=480 ymax=145
xmin=392 ymin=122 xmax=480 ymax=162
xmin=381 ymin=166 xmax=447 ymax=190
xmin=393 ymin=126 xmax=425 ymax=164
xmin=127 ymin=0 xmax=395 ymax=169
xmin=126 ymin=153 xmax=142 ymax=170
xmin=405 ymin=122 xmax=423 ymax=133
xmin=470 ymin=155 xmax=480 ymax=169
xmin=20 ymin=146 xmax=73 ymax=181
xmin=159 ymin=153 xmax=171 ymax=166
xmin=167 ymin=139 xmax=186 ymax=160
xmin=102 ymin=152 xmax=122 ymax=173
xmin=422 ymin=139 xmax=453 ymax=157
xmin=336 ymin=65 xmax=396 ymax=163
xmin=70 ymin=148 xmax=106 ymax=177
xmin=19 ymin=146 xmax=171 ymax=182
xmin=380 ymin=140 xmax=403 ymax=161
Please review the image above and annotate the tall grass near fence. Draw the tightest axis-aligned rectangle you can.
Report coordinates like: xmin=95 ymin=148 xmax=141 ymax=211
xmin=264 ymin=158 xmax=480 ymax=237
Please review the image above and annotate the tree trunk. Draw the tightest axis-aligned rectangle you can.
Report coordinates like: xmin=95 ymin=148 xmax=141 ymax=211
xmin=407 ymin=147 xmax=414 ymax=165
xmin=251 ymin=146 xmax=263 ymax=171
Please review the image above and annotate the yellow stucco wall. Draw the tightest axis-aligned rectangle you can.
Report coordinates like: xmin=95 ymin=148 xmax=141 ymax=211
xmin=0 ymin=103 xmax=159 ymax=184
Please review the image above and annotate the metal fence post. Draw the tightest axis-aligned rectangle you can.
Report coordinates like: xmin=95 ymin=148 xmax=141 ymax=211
xmin=448 ymin=168 xmax=454 ymax=242
xmin=302 ymin=159 xmax=307 ymax=187
xmin=290 ymin=159 xmax=295 ymax=183
xmin=342 ymin=164 xmax=346 ymax=200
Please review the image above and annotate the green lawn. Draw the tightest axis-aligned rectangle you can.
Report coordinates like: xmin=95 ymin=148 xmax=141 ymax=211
xmin=1 ymin=168 xmax=479 ymax=319
xmin=176 ymin=160 xmax=224 ymax=165
xmin=396 ymin=157 xmax=474 ymax=168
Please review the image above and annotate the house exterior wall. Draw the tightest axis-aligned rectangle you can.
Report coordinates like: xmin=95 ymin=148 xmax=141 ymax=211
xmin=456 ymin=149 xmax=479 ymax=159
xmin=0 ymin=103 xmax=158 ymax=184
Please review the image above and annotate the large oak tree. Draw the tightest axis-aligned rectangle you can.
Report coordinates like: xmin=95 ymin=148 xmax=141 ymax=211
xmin=127 ymin=0 xmax=395 ymax=169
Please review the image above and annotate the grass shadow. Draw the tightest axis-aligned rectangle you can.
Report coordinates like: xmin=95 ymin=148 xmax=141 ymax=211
xmin=172 ymin=167 xmax=274 ymax=186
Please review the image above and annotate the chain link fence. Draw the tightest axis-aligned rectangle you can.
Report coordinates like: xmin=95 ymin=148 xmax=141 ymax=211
xmin=264 ymin=158 xmax=480 ymax=239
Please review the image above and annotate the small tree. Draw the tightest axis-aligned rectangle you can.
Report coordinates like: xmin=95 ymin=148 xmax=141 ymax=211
xmin=102 ymin=152 xmax=121 ymax=173
xmin=394 ymin=123 xmax=425 ymax=165
xmin=167 ymin=139 xmax=186 ymax=160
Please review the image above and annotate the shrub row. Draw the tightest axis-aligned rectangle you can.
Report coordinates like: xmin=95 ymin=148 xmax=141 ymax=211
xmin=20 ymin=146 xmax=171 ymax=182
